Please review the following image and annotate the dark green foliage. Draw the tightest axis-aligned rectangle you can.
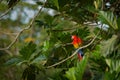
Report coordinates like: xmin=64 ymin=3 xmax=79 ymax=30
xmin=46 ymin=68 xmax=68 ymax=80
xmin=2 ymin=0 xmax=120 ymax=80
xmin=98 ymin=11 xmax=118 ymax=30
xmin=65 ymin=57 xmax=88 ymax=80
xmin=6 ymin=42 xmax=47 ymax=80
xmin=72 ymin=27 xmax=90 ymax=40
xmin=7 ymin=0 xmax=20 ymax=8
xmin=36 ymin=0 xmax=96 ymax=23
xmin=5 ymin=42 xmax=38 ymax=66
xmin=19 ymin=42 xmax=36 ymax=60
xmin=22 ymin=65 xmax=39 ymax=80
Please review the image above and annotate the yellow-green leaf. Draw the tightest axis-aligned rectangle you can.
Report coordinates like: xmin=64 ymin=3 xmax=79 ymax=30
xmin=53 ymin=0 xmax=59 ymax=10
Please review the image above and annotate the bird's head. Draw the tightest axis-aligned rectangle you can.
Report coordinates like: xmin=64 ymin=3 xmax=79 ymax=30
xmin=71 ymin=35 xmax=77 ymax=40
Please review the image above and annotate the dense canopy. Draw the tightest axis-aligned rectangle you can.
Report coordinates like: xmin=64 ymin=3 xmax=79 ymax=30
xmin=0 ymin=0 xmax=120 ymax=80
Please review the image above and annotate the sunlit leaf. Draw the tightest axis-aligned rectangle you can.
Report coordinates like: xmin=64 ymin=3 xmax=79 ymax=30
xmin=43 ymin=41 xmax=50 ymax=52
xmin=101 ymin=35 xmax=117 ymax=57
xmin=75 ymin=57 xmax=88 ymax=80
xmin=65 ymin=67 xmax=76 ymax=80
xmin=117 ymin=17 xmax=120 ymax=28
xmin=98 ymin=11 xmax=118 ymax=30
xmin=65 ymin=57 xmax=88 ymax=80
xmin=52 ymin=0 xmax=59 ymax=10
xmin=106 ymin=59 xmax=120 ymax=73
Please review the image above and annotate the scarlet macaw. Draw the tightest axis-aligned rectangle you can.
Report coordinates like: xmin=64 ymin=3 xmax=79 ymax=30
xmin=71 ymin=35 xmax=84 ymax=60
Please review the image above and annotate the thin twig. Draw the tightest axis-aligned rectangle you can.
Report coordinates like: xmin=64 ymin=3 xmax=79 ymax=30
xmin=4 ymin=50 xmax=13 ymax=56
xmin=0 ymin=31 xmax=18 ymax=35
xmin=52 ymin=23 xmax=101 ymax=32
xmin=62 ymin=43 xmax=72 ymax=47
xmin=46 ymin=31 xmax=100 ymax=68
xmin=0 ymin=7 xmax=13 ymax=20
xmin=0 ymin=0 xmax=20 ymax=20
xmin=0 ymin=2 xmax=46 ymax=50
xmin=52 ymin=27 xmax=78 ymax=32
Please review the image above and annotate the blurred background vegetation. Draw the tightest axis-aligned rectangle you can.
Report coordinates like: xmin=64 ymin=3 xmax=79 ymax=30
xmin=0 ymin=0 xmax=120 ymax=80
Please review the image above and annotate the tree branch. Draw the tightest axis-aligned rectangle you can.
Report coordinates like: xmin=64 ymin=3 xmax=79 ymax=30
xmin=46 ymin=31 xmax=100 ymax=68
xmin=51 ymin=27 xmax=78 ymax=32
xmin=0 ymin=2 xmax=46 ymax=50
xmin=0 ymin=31 xmax=18 ymax=35
xmin=0 ymin=0 xmax=20 ymax=20
xmin=0 ymin=6 xmax=14 ymax=20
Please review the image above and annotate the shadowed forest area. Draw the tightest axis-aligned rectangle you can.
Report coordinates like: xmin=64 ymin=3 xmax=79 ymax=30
xmin=0 ymin=0 xmax=120 ymax=80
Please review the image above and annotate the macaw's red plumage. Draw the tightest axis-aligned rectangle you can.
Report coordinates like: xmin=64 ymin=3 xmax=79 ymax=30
xmin=72 ymin=35 xmax=83 ymax=49
xmin=71 ymin=35 xmax=84 ymax=60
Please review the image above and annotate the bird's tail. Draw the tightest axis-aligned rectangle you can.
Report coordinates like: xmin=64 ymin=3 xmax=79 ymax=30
xmin=77 ymin=49 xmax=84 ymax=61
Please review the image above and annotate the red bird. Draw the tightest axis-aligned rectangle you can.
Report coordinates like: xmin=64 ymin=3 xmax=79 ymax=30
xmin=71 ymin=35 xmax=84 ymax=60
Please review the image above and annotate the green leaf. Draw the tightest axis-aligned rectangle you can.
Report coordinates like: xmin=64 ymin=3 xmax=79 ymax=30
xmin=5 ymin=58 xmax=22 ymax=66
xmin=47 ymin=0 xmax=59 ymax=10
xmin=103 ymin=72 xmax=115 ymax=80
xmin=106 ymin=59 xmax=120 ymax=73
xmin=117 ymin=17 xmax=120 ymax=29
xmin=101 ymin=35 xmax=117 ymax=57
xmin=44 ymin=15 xmax=54 ymax=26
xmin=92 ymin=45 xmax=101 ymax=59
xmin=31 ymin=55 xmax=46 ymax=65
xmin=46 ymin=68 xmax=63 ymax=80
xmin=98 ymin=11 xmax=118 ymax=30
xmin=65 ymin=57 xmax=88 ymax=80
xmin=22 ymin=65 xmax=37 ymax=80
xmin=43 ymin=41 xmax=50 ymax=51
xmin=72 ymin=27 xmax=90 ymax=40
xmin=19 ymin=42 xmax=37 ymax=60
xmin=75 ymin=57 xmax=88 ymax=80
xmin=52 ymin=0 xmax=59 ymax=10
xmin=65 ymin=67 xmax=76 ymax=80
xmin=16 ymin=60 xmax=28 ymax=66
xmin=35 ymin=20 xmax=45 ymax=27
